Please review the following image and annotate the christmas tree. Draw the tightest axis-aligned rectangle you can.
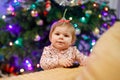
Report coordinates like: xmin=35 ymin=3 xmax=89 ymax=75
xmin=0 ymin=0 xmax=117 ymax=76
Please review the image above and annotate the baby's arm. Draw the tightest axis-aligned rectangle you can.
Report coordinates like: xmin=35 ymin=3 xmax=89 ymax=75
xmin=74 ymin=47 xmax=87 ymax=66
xmin=40 ymin=47 xmax=58 ymax=70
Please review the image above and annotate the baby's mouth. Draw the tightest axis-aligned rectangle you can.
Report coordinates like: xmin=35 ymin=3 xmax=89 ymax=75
xmin=57 ymin=41 xmax=64 ymax=44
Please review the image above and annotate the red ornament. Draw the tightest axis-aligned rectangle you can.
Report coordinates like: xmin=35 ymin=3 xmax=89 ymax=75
xmin=45 ymin=0 xmax=51 ymax=11
xmin=43 ymin=10 xmax=48 ymax=16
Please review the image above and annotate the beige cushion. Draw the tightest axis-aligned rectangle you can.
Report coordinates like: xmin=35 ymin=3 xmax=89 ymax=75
xmin=77 ymin=22 xmax=120 ymax=80
xmin=2 ymin=67 xmax=82 ymax=80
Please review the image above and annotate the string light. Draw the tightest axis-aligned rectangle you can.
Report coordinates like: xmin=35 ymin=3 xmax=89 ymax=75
xmin=2 ymin=15 xmax=6 ymax=19
xmin=31 ymin=10 xmax=38 ymax=17
xmin=20 ymin=68 xmax=24 ymax=73
xmin=37 ymin=64 xmax=40 ymax=68
xmin=8 ymin=25 xmax=13 ymax=29
xmin=93 ymin=2 xmax=97 ymax=7
xmin=9 ymin=42 xmax=13 ymax=46
xmin=104 ymin=7 xmax=109 ymax=11
xmin=91 ymin=39 xmax=96 ymax=46
xmin=69 ymin=17 xmax=73 ymax=20
xmin=98 ymin=14 xmax=102 ymax=18
xmin=34 ymin=34 xmax=41 ymax=41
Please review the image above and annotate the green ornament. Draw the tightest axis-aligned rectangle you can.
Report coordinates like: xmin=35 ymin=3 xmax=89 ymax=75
xmin=30 ymin=4 xmax=36 ymax=9
xmin=80 ymin=17 xmax=87 ymax=24
xmin=14 ymin=38 xmax=23 ymax=47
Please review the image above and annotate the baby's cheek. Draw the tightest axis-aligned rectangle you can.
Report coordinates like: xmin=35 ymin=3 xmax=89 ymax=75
xmin=67 ymin=38 xmax=72 ymax=43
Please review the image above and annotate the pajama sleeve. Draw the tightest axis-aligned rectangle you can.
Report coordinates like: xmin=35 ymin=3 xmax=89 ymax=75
xmin=74 ymin=47 xmax=87 ymax=66
xmin=40 ymin=47 xmax=59 ymax=70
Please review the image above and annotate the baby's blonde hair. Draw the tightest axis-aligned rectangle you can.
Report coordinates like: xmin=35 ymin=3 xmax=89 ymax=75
xmin=49 ymin=20 xmax=76 ymax=45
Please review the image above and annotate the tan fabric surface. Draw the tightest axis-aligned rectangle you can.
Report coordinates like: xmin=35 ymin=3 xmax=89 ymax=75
xmin=1 ymin=67 xmax=82 ymax=80
xmin=77 ymin=22 xmax=120 ymax=80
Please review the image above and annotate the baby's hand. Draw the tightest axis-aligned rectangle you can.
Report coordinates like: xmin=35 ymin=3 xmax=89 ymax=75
xmin=59 ymin=58 xmax=74 ymax=68
xmin=67 ymin=61 xmax=80 ymax=68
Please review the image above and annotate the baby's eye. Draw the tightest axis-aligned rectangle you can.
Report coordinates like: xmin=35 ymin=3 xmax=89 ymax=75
xmin=55 ymin=33 xmax=60 ymax=35
xmin=64 ymin=34 xmax=69 ymax=37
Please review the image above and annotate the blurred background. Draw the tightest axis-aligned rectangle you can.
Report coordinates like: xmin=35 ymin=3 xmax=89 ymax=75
xmin=0 ymin=0 xmax=119 ymax=78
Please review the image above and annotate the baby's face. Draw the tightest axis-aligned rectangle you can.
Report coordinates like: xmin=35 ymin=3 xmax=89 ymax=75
xmin=50 ymin=26 xmax=73 ymax=50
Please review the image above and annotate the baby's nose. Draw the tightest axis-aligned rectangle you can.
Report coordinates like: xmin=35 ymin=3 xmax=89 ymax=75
xmin=59 ymin=35 xmax=64 ymax=39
